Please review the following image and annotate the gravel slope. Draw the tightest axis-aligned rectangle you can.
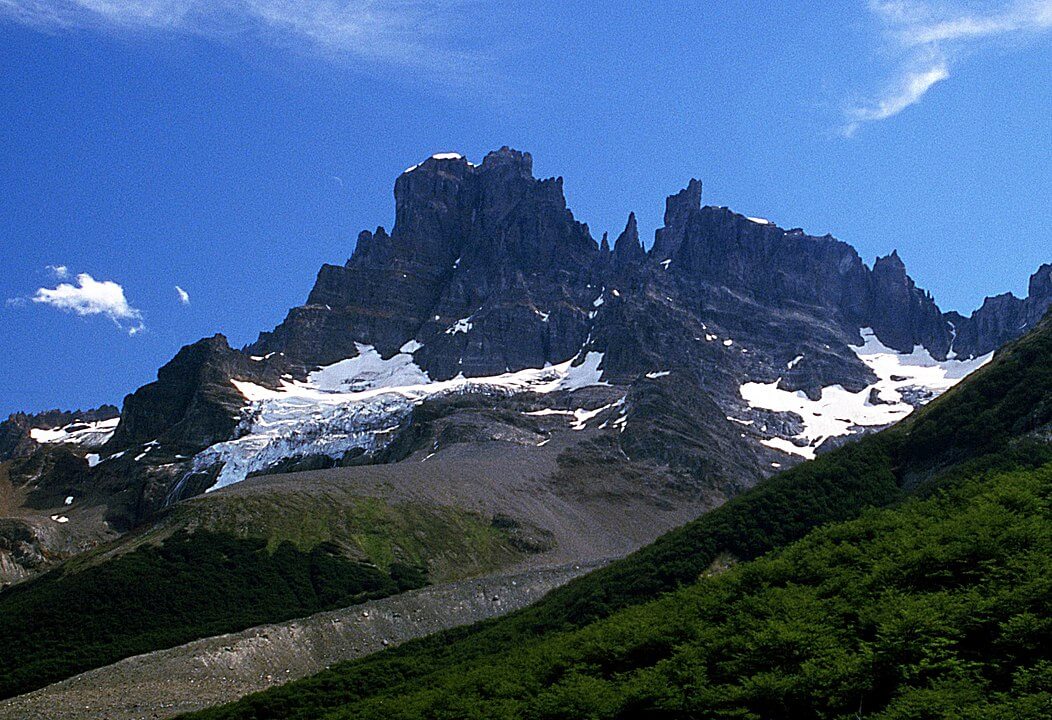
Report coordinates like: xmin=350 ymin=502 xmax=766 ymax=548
xmin=0 ymin=561 xmax=601 ymax=720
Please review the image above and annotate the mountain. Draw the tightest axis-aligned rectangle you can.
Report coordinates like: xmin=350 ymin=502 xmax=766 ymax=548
xmin=181 ymin=295 xmax=1052 ymax=720
xmin=0 ymin=148 xmax=1048 ymax=592
xmin=0 ymin=149 xmax=1048 ymax=713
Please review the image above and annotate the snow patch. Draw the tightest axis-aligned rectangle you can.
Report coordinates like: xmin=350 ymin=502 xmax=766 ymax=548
xmin=64 ymin=496 xmax=74 ymax=505
xmin=526 ymin=398 xmax=624 ymax=431
xmin=30 ymin=417 xmax=119 ymax=448
xmin=399 ymin=340 xmax=423 ymax=354
xmin=309 ymin=344 xmax=430 ymax=392
xmin=740 ymin=328 xmax=993 ymax=459
xmin=446 ymin=318 xmax=473 ymax=335
xmin=787 ymin=355 xmax=804 ymax=369
xmin=50 ymin=515 xmax=69 ymax=524
xmin=645 ymin=371 xmax=671 ymax=379
xmin=746 ymin=216 xmax=771 ymax=225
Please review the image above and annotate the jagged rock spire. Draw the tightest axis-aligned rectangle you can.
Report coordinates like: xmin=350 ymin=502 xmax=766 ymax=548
xmin=652 ymin=179 xmax=702 ymax=259
xmin=664 ymin=178 xmax=702 ymax=227
xmin=613 ymin=212 xmax=645 ymax=269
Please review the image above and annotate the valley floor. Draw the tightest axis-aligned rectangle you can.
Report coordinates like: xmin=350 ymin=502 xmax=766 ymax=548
xmin=0 ymin=560 xmax=601 ymax=720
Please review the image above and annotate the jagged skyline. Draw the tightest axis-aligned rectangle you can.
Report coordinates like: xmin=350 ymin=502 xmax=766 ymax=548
xmin=1 ymin=2 xmax=1049 ymax=415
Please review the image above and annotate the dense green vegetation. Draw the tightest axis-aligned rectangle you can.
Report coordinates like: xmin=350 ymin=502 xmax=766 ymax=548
xmin=0 ymin=531 xmax=427 ymax=700
xmin=185 ymin=317 xmax=1052 ymax=718
xmin=192 ymin=454 xmax=1052 ymax=720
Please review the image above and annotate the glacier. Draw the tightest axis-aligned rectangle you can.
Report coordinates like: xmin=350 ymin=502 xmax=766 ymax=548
xmin=190 ymin=345 xmax=607 ymax=491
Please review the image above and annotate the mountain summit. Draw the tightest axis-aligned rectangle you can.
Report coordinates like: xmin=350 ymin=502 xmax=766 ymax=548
xmin=1 ymin=148 xmax=1048 ymax=588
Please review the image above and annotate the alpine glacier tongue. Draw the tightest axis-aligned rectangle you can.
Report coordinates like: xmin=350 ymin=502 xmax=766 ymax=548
xmin=191 ymin=349 xmax=607 ymax=490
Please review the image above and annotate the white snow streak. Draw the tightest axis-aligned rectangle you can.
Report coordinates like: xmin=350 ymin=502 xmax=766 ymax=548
xmin=29 ymin=417 xmax=119 ymax=448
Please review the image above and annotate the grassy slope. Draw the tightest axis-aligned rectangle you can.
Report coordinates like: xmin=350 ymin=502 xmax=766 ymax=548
xmin=0 ymin=494 xmax=529 ymax=700
xmin=168 ymin=493 xmax=530 ymax=582
xmin=186 ymin=314 xmax=1052 ymax=719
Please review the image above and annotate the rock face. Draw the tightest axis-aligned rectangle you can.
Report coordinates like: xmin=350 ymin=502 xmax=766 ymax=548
xmin=251 ymin=148 xmax=600 ymax=379
xmin=945 ymin=263 xmax=1052 ymax=358
xmin=0 ymin=406 xmax=119 ymax=462
xmin=867 ymin=251 xmax=950 ymax=356
xmin=2 ymin=147 xmax=1046 ymax=583
xmin=244 ymin=153 xmax=1046 ymax=396
xmin=106 ymin=335 xmax=260 ymax=455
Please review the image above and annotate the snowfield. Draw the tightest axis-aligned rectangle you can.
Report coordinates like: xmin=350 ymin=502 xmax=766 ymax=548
xmin=30 ymin=417 xmax=119 ymax=448
xmin=191 ymin=345 xmax=607 ymax=490
xmin=740 ymin=328 xmax=993 ymax=459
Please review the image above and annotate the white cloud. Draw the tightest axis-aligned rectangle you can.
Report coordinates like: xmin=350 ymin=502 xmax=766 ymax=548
xmin=46 ymin=264 xmax=69 ymax=279
xmin=845 ymin=0 xmax=1052 ymax=134
xmin=0 ymin=1 xmax=480 ymax=81
xmin=843 ymin=56 xmax=949 ymax=136
xmin=175 ymin=285 xmax=190 ymax=304
xmin=33 ymin=272 xmax=145 ymax=335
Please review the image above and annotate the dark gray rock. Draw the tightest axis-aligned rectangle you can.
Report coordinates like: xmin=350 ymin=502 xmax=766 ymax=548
xmin=106 ymin=335 xmax=260 ymax=455
xmin=866 ymin=250 xmax=950 ymax=356
xmin=945 ymin=263 xmax=1052 ymax=358
xmin=0 ymin=405 xmax=119 ymax=462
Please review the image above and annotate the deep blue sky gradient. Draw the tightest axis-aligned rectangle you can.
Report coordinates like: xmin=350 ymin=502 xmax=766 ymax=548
xmin=1 ymin=2 xmax=1049 ymax=415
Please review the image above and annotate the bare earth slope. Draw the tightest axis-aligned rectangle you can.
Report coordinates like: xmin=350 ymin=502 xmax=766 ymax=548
xmin=0 ymin=562 xmax=597 ymax=720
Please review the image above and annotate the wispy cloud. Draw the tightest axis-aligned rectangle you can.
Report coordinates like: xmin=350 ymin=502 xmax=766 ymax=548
xmin=844 ymin=0 xmax=1052 ymax=135
xmin=33 ymin=271 xmax=144 ymax=335
xmin=0 ymin=1 xmax=481 ymax=82
xmin=175 ymin=285 xmax=190 ymax=304
xmin=46 ymin=264 xmax=69 ymax=279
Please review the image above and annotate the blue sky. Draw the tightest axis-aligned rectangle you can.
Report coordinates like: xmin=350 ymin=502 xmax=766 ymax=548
xmin=1 ymin=1 xmax=1049 ymax=416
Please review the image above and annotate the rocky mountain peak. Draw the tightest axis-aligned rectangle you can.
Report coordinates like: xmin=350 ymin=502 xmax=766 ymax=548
xmin=664 ymin=178 xmax=703 ymax=226
xmin=867 ymin=250 xmax=948 ymax=356
xmin=107 ymin=334 xmax=255 ymax=454
xmin=250 ymin=147 xmax=599 ymax=376
xmin=613 ymin=212 xmax=645 ymax=269
xmin=873 ymin=249 xmax=906 ymax=274
xmin=652 ymin=179 xmax=702 ymax=259
xmin=1029 ymin=263 xmax=1052 ymax=299
xmin=480 ymin=146 xmax=533 ymax=177
xmin=940 ymin=262 xmax=1052 ymax=360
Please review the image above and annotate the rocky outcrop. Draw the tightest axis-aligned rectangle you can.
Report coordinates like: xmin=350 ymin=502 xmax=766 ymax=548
xmin=106 ymin=335 xmax=258 ymax=455
xmin=250 ymin=148 xmax=600 ymax=379
xmin=0 ymin=406 xmax=119 ymax=462
xmin=866 ymin=251 xmax=950 ymax=356
xmin=612 ymin=212 xmax=646 ymax=272
xmin=945 ymin=263 xmax=1052 ymax=358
